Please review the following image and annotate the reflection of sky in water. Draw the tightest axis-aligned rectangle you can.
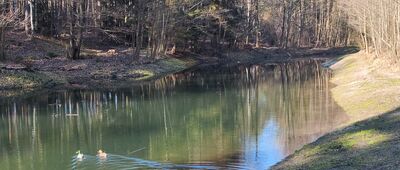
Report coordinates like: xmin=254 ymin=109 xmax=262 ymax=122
xmin=242 ymin=120 xmax=283 ymax=169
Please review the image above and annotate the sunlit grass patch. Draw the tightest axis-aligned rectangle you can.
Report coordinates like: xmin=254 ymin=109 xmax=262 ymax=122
xmin=302 ymin=145 xmax=323 ymax=157
xmin=128 ymin=69 xmax=155 ymax=80
xmin=295 ymin=129 xmax=392 ymax=161
xmin=157 ymin=58 xmax=187 ymax=71
xmin=323 ymin=130 xmax=391 ymax=151
xmin=0 ymin=71 xmax=59 ymax=90
xmin=3 ymin=75 xmax=35 ymax=87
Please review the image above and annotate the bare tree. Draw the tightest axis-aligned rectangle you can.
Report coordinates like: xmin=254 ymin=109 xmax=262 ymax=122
xmin=339 ymin=0 xmax=400 ymax=61
xmin=0 ymin=10 xmax=18 ymax=61
xmin=67 ymin=0 xmax=84 ymax=60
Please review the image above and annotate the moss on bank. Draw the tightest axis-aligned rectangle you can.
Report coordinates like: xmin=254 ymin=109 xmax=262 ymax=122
xmin=123 ymin=58 xmax=189 ymax=81
xmin=0 ymin=56 xmax=196 ymax=99
xmin=0 ymin=70 xmax=67 ymax=98
xmin=272 ymin=52 xmax=400 ymax=170
xmin=0 ymin=70 xmax=63 ymax=90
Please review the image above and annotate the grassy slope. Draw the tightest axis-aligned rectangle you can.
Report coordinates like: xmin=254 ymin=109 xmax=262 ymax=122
xmin=330 ymin=53 xmax=400 ymax=122
xmin=272 ymin=52 xmax=400 ymax=170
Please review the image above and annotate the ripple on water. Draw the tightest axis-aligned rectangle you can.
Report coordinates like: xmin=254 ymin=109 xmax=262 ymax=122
xmin=71 ymin=154 xmax=219 ymax=170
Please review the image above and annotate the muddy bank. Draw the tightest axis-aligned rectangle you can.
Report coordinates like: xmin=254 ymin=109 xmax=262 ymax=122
xmin=272 ymin=52 xmax=400 ymax=169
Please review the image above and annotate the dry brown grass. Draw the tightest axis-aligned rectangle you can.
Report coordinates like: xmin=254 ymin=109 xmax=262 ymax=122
xmin=330 ymin=51 xmax=400 ymax=123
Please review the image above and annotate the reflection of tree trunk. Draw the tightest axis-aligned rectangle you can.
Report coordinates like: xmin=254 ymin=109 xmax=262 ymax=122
xmin=162 ymin=91 xmax=168 ymax=137
xmin=31 ymin=107 xmax=37 ymax=154
xmin=254 ymin=71 xmax=260 ymax=155
xmin=247 ymin=86 xmax=251 ymax=131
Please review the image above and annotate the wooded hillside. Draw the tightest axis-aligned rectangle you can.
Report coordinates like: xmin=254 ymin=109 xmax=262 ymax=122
xmin=0 ymin=0 xmax=399 ymax=62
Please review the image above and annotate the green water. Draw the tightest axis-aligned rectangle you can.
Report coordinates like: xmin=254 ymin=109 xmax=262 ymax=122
xmin=0 ymin=59 xmax=348 ymax=169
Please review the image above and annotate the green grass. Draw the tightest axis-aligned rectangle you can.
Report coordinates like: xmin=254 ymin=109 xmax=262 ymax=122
xmin=273 ymin=110 xmax=400 ymax=170
xmin=0 ymin=71 xmax=45 ymax=89
xmin=133 ymin=57 xmax=195 ymax=81
xmin=157 ymin=58 xmax=188 ymax=71
xmin=128 ymin=69 xmax=155 ymax=80
xmin=330 ymin=129 xmax=390 ymax=150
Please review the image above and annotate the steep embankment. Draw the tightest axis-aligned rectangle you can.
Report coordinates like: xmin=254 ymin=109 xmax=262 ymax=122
xmin=330 ymin=53 xmax=400 ymax=122
xmin=272 ymin=52 xmax=400 ymax=169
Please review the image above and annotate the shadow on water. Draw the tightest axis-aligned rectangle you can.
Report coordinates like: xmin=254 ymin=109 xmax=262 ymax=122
xmin=0 ymin=59 xmax=348 ymax=169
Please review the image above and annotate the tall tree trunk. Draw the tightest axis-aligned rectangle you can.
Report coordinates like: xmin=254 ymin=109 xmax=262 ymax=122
xmin=297 ymin=0 xmax=304 ymax=47
xmin=67 ymin=4 xmax=76 ymax=60
xmin=134 ymin=0 xmax=143 ymax=59
xmin=246 ymin=0 xmax=251 ymax=45
xmin=363 ymin=8 xmax=369 ymax=53
xmin=29 ymin=0 xmax=34 ymax=37
xmin=67 ymin=0 xmax=83 ymax=60
xmin=255 ymin=0 xmax=260 ymax=48
xmin=0 ymin=26 xmax=5 ymax=61
xmin=280 ymin=2 xmax=287 ymax=48
xmin=93 ymin=0 xmax=99 ymax=36
xmin=24 ymin=1 xmax=29 ymax=36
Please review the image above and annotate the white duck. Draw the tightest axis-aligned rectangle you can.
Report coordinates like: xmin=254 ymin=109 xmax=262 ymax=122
xmin=76 ymin=150 xmax=84 ymax=160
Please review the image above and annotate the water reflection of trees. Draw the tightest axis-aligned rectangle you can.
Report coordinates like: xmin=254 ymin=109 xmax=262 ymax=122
xmin=265 ymin=60 xmax=348 ymax=156
xmin=0 ymin=59 xmax=348 ymax=169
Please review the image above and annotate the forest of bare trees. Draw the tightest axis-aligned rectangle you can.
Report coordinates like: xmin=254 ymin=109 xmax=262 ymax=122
xmin=339 ymin=0 xmax=400 ymax=61
xmin=265 ymin=0 xmax=352 ymax=48
xmin=0 ymin=0 xmax=399 ymax=62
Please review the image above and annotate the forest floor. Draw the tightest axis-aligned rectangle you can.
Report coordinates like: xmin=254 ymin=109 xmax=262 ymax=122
xmin=272 ymin=52 xmax=400 ymax=170
xmin=0 ymin=31 xmax=358 ymax=99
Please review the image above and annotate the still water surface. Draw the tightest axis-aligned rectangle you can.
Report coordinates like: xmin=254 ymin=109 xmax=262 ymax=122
xmin=0 ymin=59 xmax=348 ymax=169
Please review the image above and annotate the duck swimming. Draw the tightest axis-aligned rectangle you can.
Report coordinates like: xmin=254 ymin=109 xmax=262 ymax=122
xmin=76 ymin=150 xmax=84 ymax=160
xmin=97 ymin=150 xmax=107 ymax=159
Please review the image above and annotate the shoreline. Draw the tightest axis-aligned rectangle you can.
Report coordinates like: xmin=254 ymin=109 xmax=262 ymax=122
xmin=272 ymin=52 xmax=400 ymax=169
xmin=0 ymin=47 xmax=357 ymax=99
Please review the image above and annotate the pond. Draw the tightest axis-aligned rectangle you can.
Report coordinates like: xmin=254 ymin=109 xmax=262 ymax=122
xmin=0 ymin=59 xmax=348 ymax=169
